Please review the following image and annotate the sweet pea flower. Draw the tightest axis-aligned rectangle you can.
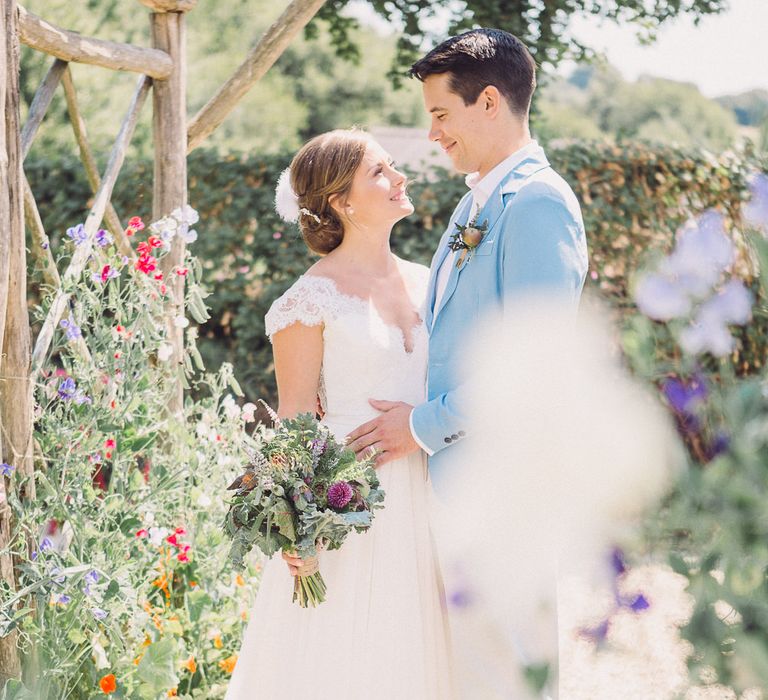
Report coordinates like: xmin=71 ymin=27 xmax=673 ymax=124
xmin=59 ymin=318 xmax=82 ymax=340
xmin=0 ymin=462 xmax=14 ymax=477
xmin=171 ymin=205 xmax=199 ymax=225
xmin=157 ymin=344 xmax=174 ymax=362
xmin=183 ymin=228 xmax=198 ymax=244
xmin=174 ymin=316 xmax=189 ymax=328
xmin=241 ymin=402 xmax=257 ymax=422
xmin=66 ymin=223 xmax=87 ymax=245
xmin=634 ymin=274 xmax=692 ymax=321
xmin=744 ymin=173 xmax=768 ymax=233
xmin=95 ymin=229 xmax=113 ymax=248
xmin=91 ymin=607 xmax=108 ymax=621
xmin=148 ymin=527 xmax=169 ymax=547
xmin=92 ymin=265 xmax=119 ymax=284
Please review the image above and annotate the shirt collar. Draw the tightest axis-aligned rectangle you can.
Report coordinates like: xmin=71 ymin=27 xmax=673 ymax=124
xmin=465 ymin=140 xmax=540 ymax=209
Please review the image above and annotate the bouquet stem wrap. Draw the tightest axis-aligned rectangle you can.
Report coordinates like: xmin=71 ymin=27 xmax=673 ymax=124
xmin=293 ymin=555 xmax=326 ymax=607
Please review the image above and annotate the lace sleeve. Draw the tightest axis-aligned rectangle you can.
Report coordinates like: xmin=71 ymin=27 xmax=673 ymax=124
xmin=264 ymin=275 xmax=334 ymax=341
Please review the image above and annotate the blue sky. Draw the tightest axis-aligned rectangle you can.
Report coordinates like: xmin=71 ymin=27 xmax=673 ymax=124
xmin=348 ymin=0 xmax=768 ymax=98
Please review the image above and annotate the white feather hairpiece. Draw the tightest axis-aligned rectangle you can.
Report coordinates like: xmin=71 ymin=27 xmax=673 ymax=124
xmin=275 ymin=167 xmax=300 ymax=223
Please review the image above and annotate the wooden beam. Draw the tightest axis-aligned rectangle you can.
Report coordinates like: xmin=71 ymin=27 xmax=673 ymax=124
xmin=31 ymin=75 xmax=150 ymax=376
xmin=20 ymin=57 xmax=66 ymax=160
xmin=22 ymin=175 xmax=92 ymax=364
xmin=138 ymin=0 xmax=197 ymax=11
xmin=186 ymin=0 xmax=326 ymax=152
xmin=151 ymin=11 xmax=187 ymax=416
xmin=18 ymin=5 xmax=173 ymax=80
xmin=0 ymin=0 xmax=26 ymax=681
xmin=60 ymin=66 xmax=132 ymax=259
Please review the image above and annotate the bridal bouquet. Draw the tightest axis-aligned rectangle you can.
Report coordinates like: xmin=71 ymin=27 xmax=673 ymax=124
xmin=224 ymin=410 xmax=385 ymax=607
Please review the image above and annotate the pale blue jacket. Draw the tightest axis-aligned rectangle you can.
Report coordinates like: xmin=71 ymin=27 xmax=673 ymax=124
xmin=411 ymin=144 xmax=589 ymax=488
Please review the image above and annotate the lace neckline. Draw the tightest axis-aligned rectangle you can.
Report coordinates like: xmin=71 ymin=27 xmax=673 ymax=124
xmin=300 ymin=269 xmax=424 ymax=355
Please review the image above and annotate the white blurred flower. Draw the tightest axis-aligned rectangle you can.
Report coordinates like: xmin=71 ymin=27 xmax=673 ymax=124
xmin=222 ymin=394 xmax=241 ymax=419
xmin=679 ymin=316 xmax=735 ymax=357
xmin=91 ymin=637 xmax=110 ymax=670
xmin=197 ymin=492 xmax=212 ymax=508
xmin=700 ymin=279 xmax=752 ymax=326
xmin=157 ymin=343 xmax=174 ymax=362
xmin=242 ymin=402 xmax=257 ymax=422
xmin=435 ymin=297 xmax=680 ymax=694
xmin=147 ymin=527 xmax=169 ymax=547
xmin=174 ymin=316 xmax=189 ymax=328
xmin=183 ymin=228 xmax=198 ymax=244
xmin=171 ymin=205 xmax=199 ymax=225
xmin=634 ymin=274 xmax=692 ymax=320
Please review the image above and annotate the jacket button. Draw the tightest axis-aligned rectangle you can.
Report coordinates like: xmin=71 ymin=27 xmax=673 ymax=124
xmin=444 ymin=437 xmax=452 ymax=443
xmin=458 ymin=430 xmax=466 ymax=437
xmin=451 ymin=434 xmax=459 ymax=440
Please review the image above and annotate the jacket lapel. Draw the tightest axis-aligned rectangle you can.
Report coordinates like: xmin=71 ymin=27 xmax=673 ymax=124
xmin=431 ymin=145 xmax=551 ymax=325
xmin=426 ymin=193 xmax=473 ymax=330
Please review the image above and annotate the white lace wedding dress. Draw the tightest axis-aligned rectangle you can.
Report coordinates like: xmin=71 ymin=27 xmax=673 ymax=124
xmin=225 ymin=258 xmax=454 ymax=700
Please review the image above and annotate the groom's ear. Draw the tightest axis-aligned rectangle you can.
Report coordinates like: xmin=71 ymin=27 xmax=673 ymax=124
xmin=480 ymin=85 xmax=503 ymax=118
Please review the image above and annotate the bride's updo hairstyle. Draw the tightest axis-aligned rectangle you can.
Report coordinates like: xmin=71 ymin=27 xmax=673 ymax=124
xmin=289 ymin=128 xmax=371 ymax=255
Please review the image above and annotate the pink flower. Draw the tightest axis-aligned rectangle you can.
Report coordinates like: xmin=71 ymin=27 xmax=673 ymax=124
xmin=136 ymin=529 xmax=149 ymax=538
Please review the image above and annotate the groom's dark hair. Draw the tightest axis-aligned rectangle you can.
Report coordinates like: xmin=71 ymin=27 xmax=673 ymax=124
xmin=409 ymin=28 xmax=536 ymax=117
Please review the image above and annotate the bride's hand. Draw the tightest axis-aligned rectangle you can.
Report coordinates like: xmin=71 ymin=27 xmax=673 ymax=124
xmin=281 ymin=550 xmax=304 ymax=577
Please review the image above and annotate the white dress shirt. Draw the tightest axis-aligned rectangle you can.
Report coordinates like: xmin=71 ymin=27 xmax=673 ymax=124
xmin=411 ymin=140 xmax=540 ymax=455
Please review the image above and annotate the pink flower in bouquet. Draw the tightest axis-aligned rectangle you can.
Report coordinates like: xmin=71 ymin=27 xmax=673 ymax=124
xmin=327 ymin=481 xmax=353 ymax=509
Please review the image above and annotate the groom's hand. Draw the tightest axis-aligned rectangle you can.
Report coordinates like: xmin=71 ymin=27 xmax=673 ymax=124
xmin=346 ymin=400 xmax=419 ymax=466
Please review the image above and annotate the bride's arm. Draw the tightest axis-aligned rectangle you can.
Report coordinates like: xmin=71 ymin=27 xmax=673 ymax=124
xmin=271 ymin=321 xmax=323 ymax=576
xmin=272 ymin=322 xmax=324 ymax=420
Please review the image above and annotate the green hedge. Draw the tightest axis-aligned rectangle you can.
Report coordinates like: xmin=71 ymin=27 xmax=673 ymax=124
xmin=25 ymin=142 xmax=767 ymax=402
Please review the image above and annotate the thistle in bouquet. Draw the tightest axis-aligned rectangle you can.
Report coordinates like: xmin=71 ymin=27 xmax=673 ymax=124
xmin=224 ymin=410 xmax=384 ymax=607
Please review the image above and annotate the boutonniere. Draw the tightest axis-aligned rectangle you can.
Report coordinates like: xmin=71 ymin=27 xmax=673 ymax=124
xmin=447 ymin=217 xmax=489 ymax=269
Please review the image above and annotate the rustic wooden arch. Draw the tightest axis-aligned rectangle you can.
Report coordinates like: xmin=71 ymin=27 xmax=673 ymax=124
xmin=0 ymin=0 xmax=326 ymax=682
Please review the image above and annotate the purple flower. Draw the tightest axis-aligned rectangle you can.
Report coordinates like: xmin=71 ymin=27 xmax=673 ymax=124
xmin=662 ymin=375 xmax=707 ymax=416
xmin=66 ymin=223 xmax=87 ymax=245
xmin=95 ymin=229 xmax=113 ymax=248
xmin=84 ymin=569 xmax=100 ymax=595
xmin=628 ymin=594 xmax=650 ymax=612
xmin=744 ymin=173 xmax=768 ymax=232
xmin=91 ymin=607 xmax=108 ymax=621
xmin=610 ymin=547 xmax=627 ymax=576
xmin=50 ymin=566 xmax=66 ymax=585
xmin=579 ymin=619 xmax=610 ymax=643
xmin=52 ymin=593 xmax=71 ymax=605
xmin=705 ymin=431 xmax=730 ymax=461
xmin=57 ymin=377 xmax=90 ymax=404
xmin=59 ymin=318 xmax=82 ymax=341
xmin=0 ymin=462 xmax=14 ymax=477
xmin=448 ymin=586 xmax=474 ymax=609
xmin=57 ymin=377 xmax=77 ymax=400
xmin=327 ymin=481 xmax=354 ymax=509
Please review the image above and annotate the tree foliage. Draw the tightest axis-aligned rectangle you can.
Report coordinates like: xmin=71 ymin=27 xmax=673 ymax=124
xmin=318 ymin=0 xmax=728 ymax=82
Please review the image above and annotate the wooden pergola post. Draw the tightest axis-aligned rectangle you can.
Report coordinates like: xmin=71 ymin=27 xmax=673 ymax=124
xmin=145 ymin=0 xmax=195 ymax=416
xmin=0 ymin=0 xmax=29 ymax=682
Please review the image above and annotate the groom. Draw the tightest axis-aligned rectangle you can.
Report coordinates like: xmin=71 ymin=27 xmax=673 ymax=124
xmin=347 ymin=28 xmax=588 ymax=485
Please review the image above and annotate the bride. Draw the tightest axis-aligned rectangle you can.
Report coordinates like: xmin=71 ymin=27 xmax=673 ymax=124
xmin=225 ymin=128 xmax=454 ymax=700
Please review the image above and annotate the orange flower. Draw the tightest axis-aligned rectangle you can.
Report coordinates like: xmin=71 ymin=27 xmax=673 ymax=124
xmin=213 ymin=635 xmax=223 ymax=649
xmin=167 ymin=687 xmax=178 ymax=697
xmin=184 ymin=656 xmax=197 ymax=674
xmin=99 ymin=674 xmax=117 ymax=694
xmin=218 ymin=655 xmax=237 ymax=674
xmin=235 ymin=573 xmax=245 ymax=587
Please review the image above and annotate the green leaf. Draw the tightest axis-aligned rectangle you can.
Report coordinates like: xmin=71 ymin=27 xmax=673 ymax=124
xmin=137 ymin=638 xmax=179 ymax=689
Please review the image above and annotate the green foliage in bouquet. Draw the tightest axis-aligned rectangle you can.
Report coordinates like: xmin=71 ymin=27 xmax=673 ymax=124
xmin=224 ymin=413 xmax=384 ymax=607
